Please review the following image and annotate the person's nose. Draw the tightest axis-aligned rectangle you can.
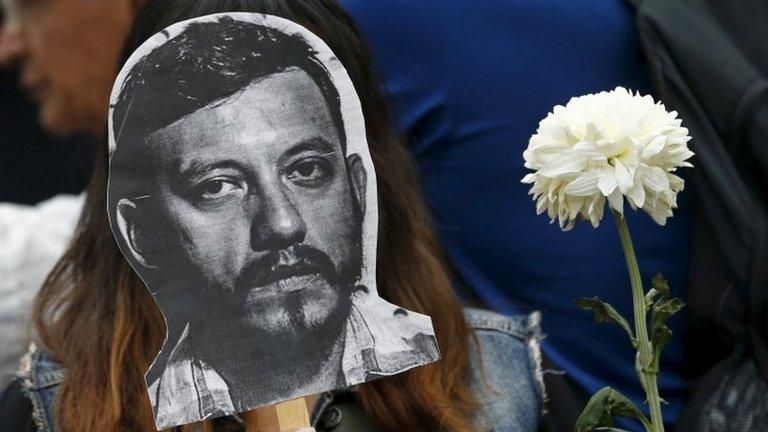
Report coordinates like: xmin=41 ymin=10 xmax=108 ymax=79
xmin=250 ymin=182 xmax=307 ymax=251
xmin=0 ymin=22 xmax=27 ymax=68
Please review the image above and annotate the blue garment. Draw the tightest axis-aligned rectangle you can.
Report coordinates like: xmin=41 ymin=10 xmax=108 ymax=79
xmin=14 ymin=309 xmax=542 ymax=432
xmin=340 ymin=0 xmax=692 ymax=429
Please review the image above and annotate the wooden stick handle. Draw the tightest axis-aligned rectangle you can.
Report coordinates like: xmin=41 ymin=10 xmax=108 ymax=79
xmin=275 ymin=397 xmax=311 ymax=431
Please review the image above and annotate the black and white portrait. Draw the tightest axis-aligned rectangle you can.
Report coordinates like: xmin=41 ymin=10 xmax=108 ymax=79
xmin=106 ymin=13 xmax=440 ymax=430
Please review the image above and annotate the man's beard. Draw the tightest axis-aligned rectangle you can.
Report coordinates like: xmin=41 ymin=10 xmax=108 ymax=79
xmin=160 ymin=241 xmax=361 ymax=378
xmin=186 ymin=243 xmax=360 ymax=396
xmin=230 ymin=243 xmax=358 ymax=340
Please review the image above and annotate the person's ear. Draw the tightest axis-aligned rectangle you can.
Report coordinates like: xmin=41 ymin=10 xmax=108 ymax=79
xmin=346 ymin=153 xmax=367 ymax=217
xmin=115 ymin=198 xmax=156 ymax=269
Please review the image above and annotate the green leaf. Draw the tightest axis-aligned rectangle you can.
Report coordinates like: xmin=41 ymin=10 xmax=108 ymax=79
xmin=651 ymin=273 xmax=670 ymax=297
xmin=651 ymin=326 xmax=673 ymax=373
xmin=576 ymin=297 xmax=635 ymax=346
xmin=647 ymin=274 xmax=685 ymax=374
xmin=645 ymin=274 xmax=670 ymax=308
xmin=575 ymin=387 xmax=653 ymax=432
xmin=643 ymin=289 xmax=659 ymax=309
xmin=651 ymin=297 xmax=685 ymax=333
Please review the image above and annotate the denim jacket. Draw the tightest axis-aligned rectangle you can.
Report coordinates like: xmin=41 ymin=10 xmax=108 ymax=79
xmin=16 ymin=308 xmax=543 ymax=432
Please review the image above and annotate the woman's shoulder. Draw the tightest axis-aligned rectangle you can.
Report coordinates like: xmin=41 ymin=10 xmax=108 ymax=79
xmin=17 ymin=343 xmax=66 ymax=390
xmin=0 ymin=344 xmax=64 ymax=432
xmin=463 ymin=307 xmax=544 ymax=432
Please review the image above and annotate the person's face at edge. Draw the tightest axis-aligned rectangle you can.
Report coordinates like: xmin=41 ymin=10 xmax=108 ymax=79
xmin=0 ymin=0 xmax=24 ymax=66
xmin=0 ymin=0 xmax=138 ymax=136
xmin=144 ymin=68 xmax=364 ymax=342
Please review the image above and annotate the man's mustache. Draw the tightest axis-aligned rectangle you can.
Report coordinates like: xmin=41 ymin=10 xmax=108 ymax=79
xmin=235 ymin=244 xmax=341 ymax=292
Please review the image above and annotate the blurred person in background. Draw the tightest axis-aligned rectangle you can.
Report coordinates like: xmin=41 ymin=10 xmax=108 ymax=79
xmin=0 ymin=1 xmax=543 ymax=431
xmin=0 ymin=0 xmax=147 ymax=388
xmin=0 ymin=23 xmax=86 ymax=206
xmin=0 ymin=0 xmax=140 ymax=136
xmin=336 ymin=1 xmax=694 ymax=431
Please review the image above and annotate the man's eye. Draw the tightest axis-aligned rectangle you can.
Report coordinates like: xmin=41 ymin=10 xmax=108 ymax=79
xmin=286 ymin=158 xmax=331 ymax=187
xmin=196 ymin=178 xmax=243 ymax=200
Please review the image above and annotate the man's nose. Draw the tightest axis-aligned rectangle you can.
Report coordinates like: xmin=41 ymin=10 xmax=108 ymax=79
xmin=250 ymin=185 xmax=307 ymax=251
xmin=0 ymin=22 xmax=27 ymax=68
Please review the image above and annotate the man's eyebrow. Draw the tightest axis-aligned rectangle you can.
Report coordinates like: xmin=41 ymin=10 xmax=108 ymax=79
xmin=177 ymin=159 xmax=244 ymax=178
xmin=283 ymin=136 xmax=339 ymax=158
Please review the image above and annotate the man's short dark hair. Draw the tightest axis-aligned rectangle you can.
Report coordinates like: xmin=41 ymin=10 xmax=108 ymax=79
xmin=110 ymin=16 xmax=346 ymax=196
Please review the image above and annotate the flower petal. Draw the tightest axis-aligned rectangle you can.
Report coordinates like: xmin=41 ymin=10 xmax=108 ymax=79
xmin=607 ymin=189 xmax=624 ymax=214
xmin=643 ymin=166 xmax=670 ymax=193
xmin=644 ymin=204 xmax=669 ymax=226
xmin=627 ymin=181 xmax=646 ymax=208
xmin=644 ymin=135 xmax=667 ymax=158
xmin=597 ymin=168 xmax=618 ymax=196
xmin=564 ymin=172 xmax=600 ymax=196
xmin=614 ymin=159 xmax=632 ymax=193
xmin=539 ymin=154 xmax=585 ymax=178
xmin=587 ymin=195 xmax=605 ymax=228
xmin=536 ymin=195 xmax=548 ymax=215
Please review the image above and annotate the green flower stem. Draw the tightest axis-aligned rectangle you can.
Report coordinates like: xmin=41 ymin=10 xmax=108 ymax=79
xmin=613 ymin=210 xmax=665 ymax=432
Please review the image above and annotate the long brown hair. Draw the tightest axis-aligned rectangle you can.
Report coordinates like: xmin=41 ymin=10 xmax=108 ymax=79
xmin=33 ymin=1 xmax=478 ymax=430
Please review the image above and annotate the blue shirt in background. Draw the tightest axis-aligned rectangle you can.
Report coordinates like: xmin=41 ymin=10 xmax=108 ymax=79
xmin=339 ymin=0 xmax=692 ymax=429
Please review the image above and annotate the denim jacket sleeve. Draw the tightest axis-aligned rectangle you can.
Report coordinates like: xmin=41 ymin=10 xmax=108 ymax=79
xmin=464 ymin=308 xmax=544 ymax=432
xmin=16 ymin=344 xmax=65 ymax=432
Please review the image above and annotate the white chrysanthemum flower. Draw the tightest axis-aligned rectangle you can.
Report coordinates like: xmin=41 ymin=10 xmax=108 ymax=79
xmin=522 ymin=87 xmax=693 ymax=231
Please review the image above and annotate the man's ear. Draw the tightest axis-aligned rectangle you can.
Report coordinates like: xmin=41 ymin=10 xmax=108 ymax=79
xmin=115 ymin=198 xmax=156 ymax=270
xmin=346 ymin=153 xmax=367 ymax=217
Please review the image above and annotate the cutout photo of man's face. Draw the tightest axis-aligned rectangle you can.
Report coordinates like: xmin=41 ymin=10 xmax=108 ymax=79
xmin=135 ymin=67 xmax=365 ymax=343
xmin=108 ymin=14 xmax=439 ymax=430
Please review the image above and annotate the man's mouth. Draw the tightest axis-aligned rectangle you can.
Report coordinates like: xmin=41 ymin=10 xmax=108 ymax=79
xmin=241 ymin=259 xmax=334 ymax=301
xmin=245 ymin=272 xmax=329 ymax=299
xmin=235 ymin=245 xmax=343 ymax=304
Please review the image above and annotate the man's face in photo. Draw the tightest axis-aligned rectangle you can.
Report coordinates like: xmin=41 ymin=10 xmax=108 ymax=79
xmin=139 ymin=67 xmax=365 ymax=343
